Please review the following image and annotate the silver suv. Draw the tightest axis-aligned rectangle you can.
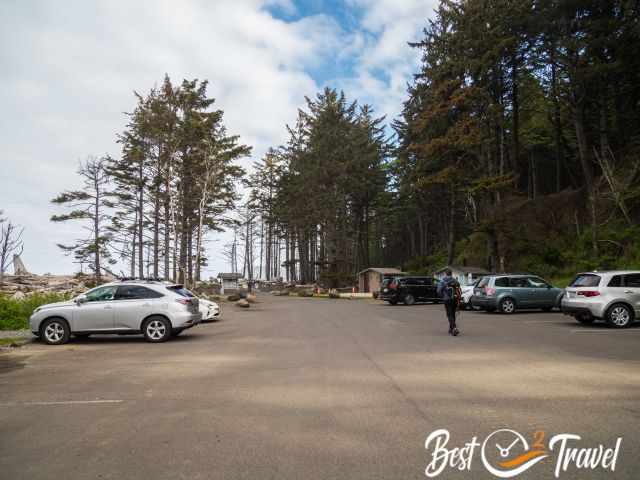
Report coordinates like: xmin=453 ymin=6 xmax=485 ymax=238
xmin=30 ymin=280 xmax=202 ymax=345
xmin=561 ymin=271 xmax=640 ymax=328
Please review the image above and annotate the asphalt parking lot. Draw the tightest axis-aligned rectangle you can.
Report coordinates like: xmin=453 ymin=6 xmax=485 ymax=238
xmin=1 ymin=295 xmax=639 ymax=479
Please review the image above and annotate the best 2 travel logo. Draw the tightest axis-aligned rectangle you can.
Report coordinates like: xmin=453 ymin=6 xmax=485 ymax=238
xmin=424 ymin=428 xmax=622 ymax=478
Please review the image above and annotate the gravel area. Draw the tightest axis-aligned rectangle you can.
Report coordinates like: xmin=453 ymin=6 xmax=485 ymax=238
xmin=0 ymin=329 xmax=33 ymax=339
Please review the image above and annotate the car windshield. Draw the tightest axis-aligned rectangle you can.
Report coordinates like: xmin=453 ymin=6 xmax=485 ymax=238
xmin=166 ymin=285 xmax=195 ymax=297
xmin=570 ymin=274 xmax=601 ymax=287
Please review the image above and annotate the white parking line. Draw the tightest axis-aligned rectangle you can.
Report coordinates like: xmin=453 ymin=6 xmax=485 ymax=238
xmin=524 ymin=319 xmax=564 ymax=324
xmin=0 ymin=400 xmax=124 ymax=407
xmin=570 ymin=329 xmax=640 ymax=334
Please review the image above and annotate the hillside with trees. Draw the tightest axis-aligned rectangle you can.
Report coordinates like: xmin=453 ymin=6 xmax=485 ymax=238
xmin=250 ymin=0 xmax=640 ymax=286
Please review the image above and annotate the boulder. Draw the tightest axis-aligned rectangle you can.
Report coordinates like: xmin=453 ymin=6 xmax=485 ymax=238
xmin=227 ymin=294 xmax=241 ymax=302
xmin=236 ymin=299 xmax=250 ymax=308
xmin=246 ymin=293 xmax=257 ymax=303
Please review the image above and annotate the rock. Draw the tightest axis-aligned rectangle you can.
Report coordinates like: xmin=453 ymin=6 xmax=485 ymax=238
xmin=227 ymin=294 xmax=241 ymax=302
xmin=246 ymin=293 xmax=257 ymax=303
xmin=236 ymin=299 xmax=250 ymax=308
xmin=11 ymin=291 xmax=26 ymax=300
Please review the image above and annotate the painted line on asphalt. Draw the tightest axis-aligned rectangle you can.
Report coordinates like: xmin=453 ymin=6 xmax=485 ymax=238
xmin=523 ymin=319 xmax=564 ymax=324
xmin=570 ymin=329 xmax=640 ymax=334
xmin=0 ymin=400 xmax=125 ymax=407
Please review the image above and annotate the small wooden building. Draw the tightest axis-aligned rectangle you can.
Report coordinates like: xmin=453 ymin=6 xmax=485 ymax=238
xmin=434 ymin=265 xmax=488 ymax=286
xmin=357 ymin=268 xmax=406 ymax=293
xmin=217 ymin=272 xmax=242 ymax=295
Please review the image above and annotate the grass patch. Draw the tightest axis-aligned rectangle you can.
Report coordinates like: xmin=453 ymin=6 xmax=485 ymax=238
xmin=0 ymin=292 xmax=71 ymax=330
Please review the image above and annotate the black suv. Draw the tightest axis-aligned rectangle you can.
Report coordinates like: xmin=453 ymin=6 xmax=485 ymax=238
xmin=380 ymin=276 xmax=440 ymax=305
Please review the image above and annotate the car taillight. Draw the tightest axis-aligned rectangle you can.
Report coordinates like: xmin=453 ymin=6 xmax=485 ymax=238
xmin=577 ymin=291 xmax=600 ymax=297
xmin=176 ymin=298 xmax=192 ymax=305
xmin=485 ymin=287 xmax=496 ymax=296
xmin=389 ymin=282 xmax=397 ymax=290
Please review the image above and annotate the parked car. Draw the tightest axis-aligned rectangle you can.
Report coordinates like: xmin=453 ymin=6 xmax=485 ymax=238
xmin=30 ymin=280 xmax=202 ymax=345
xmin=460 ymin=279 xmax=481 ymax=310
xmin=380 ymin=276 xmax=440 ymax=305
xmin=471 ymin=274 xmax=563 ymax=313
xmin=561 ymin=271 xmax=640 ymax=328
xmin=199 ymin=298 xmax=221 ymax=321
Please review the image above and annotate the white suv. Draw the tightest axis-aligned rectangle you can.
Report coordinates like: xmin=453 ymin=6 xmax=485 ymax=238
xmin=561 ymin=271 xmax=640 ymax=328
xmin=30 ymin=281 xmax=202 ymax=345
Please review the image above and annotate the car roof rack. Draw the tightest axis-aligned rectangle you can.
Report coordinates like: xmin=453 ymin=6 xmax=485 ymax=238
xmin=116 ymin=276 xmax=167 ymax=283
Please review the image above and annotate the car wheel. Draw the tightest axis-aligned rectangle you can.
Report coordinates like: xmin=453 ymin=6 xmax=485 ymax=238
xmin=143 ymin=316 xmax=172 ymax=342
xmin=606 ymin=304 xmax=633 ymax=328
xmin=388 ymin=300 xmax=397 ymax=306
xmin=40 ymin=318 xmax=70 ymax=345
xmin=499 ymin=298 xmax=516 ymax=314
xmin=404 ymin=294 xmax=416 ymax=306
xmin=575 ymin=315 xmax=595 ymax=324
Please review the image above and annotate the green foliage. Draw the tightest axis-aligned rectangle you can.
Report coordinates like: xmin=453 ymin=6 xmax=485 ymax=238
xmin=403 ymin=252 xmax=447 ymax=275
xmin=0 ymin=292 xmax=71 ymax=331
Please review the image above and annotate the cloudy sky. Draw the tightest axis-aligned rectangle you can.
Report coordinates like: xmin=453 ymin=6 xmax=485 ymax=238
xmin=0 ymin=0 xmax=436 ymax=277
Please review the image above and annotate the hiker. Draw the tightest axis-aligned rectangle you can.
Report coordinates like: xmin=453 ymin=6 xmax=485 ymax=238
xmin=437 ymin=269 xmax=461 ymax=336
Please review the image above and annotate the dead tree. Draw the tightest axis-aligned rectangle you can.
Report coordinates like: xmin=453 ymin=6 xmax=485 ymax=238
xmin=0 ymin=217 xmax=24 ymax=284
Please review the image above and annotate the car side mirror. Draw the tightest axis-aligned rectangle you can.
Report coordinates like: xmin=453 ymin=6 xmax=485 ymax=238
xmin=75 ymin=294 xmax=88 ymax=305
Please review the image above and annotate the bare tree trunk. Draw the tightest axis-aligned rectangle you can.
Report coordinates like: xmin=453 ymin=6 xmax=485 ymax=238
xmin=94 ymin=176 xmax=102 ymax=282
xmin=446 ymin=186 xmax=456 ymax=265
xmin=137 ymin=162 xmax=144 ymax=279
xmin=511 ymin=57 xmax=520 ymax=180
xmin=573 ymin=103 xmax=598 ymax=256
xmin=131 ymin=214 xmax=137 ymax=277
xmin=153 ymin=192 xmax=160 ymax=278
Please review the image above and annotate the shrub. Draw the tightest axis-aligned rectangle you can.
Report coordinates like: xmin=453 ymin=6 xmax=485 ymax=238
xmin=0 ymin=292 xmax=72 ymax=330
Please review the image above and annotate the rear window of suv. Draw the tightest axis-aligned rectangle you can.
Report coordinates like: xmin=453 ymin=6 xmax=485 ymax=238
xmin=477 ymin=277 xmax=490 ymax=287
xmin=166 ymin=285 xmax=195 ymax=297
xmin=570 ymin=274 xmax=601 ymax=287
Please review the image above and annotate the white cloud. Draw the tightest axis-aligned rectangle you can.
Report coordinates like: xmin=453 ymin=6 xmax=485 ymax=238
xmin=337 ymin=0 xmax=438 ymax=125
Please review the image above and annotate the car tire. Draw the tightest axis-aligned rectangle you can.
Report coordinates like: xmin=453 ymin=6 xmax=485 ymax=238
xmin=575 ymin=315 xmax=595 ymax=324
xmin=143 ymin=316 xmax=172 ymax=342
xmin=605 ymin=303 xmax=633 ymax=328
xmin=40 ymin=318 xmax=71 ymax=345
xmin=404 ymin=294 xmax=416 ymax=306
xmin=499 ymin=298 xmax=516 ymax=314
xmin=388 ymin=300 xmax=398 ymax=306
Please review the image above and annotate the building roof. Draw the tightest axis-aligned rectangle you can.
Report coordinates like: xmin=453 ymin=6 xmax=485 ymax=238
xmin=435 ymin=265 xmax=489 ymax=274
xmin=217 ymin=272 xmax=242 ymax=280
xmin=358 ymin=267 xmax=406 ymax=276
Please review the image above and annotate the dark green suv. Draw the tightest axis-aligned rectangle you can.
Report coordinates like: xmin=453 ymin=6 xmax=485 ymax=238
xmin=471 ymin=274 xmax=564 ymax=313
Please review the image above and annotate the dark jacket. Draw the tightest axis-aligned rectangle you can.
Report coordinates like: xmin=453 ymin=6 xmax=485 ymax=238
xmin=437 ymin=276 xmax=459 ymax=301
